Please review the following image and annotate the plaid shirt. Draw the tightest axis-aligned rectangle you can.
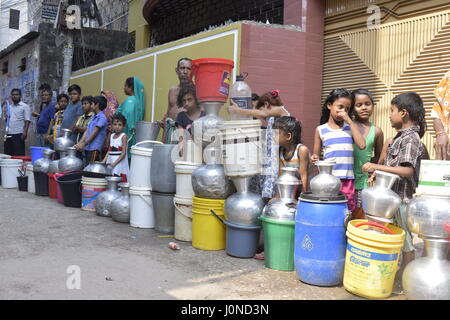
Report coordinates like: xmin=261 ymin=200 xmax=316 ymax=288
xmin=385 ymin=125 xmax=423 ymax=202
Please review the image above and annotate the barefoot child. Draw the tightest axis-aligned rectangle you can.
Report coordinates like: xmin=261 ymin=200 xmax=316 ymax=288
xmin=311 ymin=88 xmax=366 ymax=211
xmin=102 ymin=113 xmax=129 ymax=182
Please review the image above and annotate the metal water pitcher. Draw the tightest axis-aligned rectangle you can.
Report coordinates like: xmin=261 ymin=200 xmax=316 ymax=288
xmin=95 ymin=176 xmax=123 ymax=217
xmin=191 ymin=164 xmax=235 ymax=199
xmin=310 ymin=160 xmax=341 ymax=197
xmin=48 ymin=151 xmax=67 ymax=174
xmin=192 ymin=102 xmax=224 ymax=148
xmin=224 ymin=176 xmax=265 ymax=225
xmin=58 ymin=147 xmax=83 ymax=172
xmin=111 ymin=183 xmax=130 ymax=223
xmin=33 ymin=149 xmax=55 ymax=173
xmin=54 ymin=128 xmax=74 ymax=152
xmin=361 ymin=170 xmax=401 ymax=220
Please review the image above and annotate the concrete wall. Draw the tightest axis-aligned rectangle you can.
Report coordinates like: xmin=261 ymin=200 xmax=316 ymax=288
xmin=0 ymin=0 xmax=30 ymax=51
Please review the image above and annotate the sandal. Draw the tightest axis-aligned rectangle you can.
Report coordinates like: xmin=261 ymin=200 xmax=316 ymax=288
xmin=254 ymin=252 xmax=265 ymax=260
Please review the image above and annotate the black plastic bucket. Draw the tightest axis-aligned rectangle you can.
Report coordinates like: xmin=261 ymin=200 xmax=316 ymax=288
xmin=34 ymin=171 xmax=49 ymax=196
xmin=17 ymin=176 xmax=28 ymax=192
xmin=56 ymin=171 xmax=82 ymax=208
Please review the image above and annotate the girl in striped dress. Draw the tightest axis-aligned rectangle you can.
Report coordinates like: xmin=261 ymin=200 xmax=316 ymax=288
xmin=311 ymin=88 xmax=366 ymax=211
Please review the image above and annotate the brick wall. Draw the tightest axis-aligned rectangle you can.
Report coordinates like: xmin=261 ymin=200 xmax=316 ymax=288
xmin=149 ymin=0 xmax=284 ymax=46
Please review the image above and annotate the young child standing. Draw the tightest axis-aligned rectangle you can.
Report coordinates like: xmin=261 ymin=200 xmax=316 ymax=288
xmin=46 ymin=93 xmax=69 ymax=145
xmin=351 ymin=89 xmax=384 ymax=212
xmin=73 ymin=96 xmax=94 ymax=144
xmin=74 ymin=96 xmax=108 ymax=165
xmin=274 ymin=116 xmax=310 ymax=193
xmin=362 ymin=92 xmax=426 ymax=278
xmin=102 ymin=114 xmax=129 ymax=182
xmin=227 ymin=90 xmax=290 ymax=200
xmin=311 ymin=88 xmax=366 ymax=211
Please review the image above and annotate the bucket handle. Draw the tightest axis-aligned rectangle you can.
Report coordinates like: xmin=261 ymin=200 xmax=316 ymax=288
xmin=354 ymin=222 xmax=395 ymax=235
xmin=134 ymin=140 xmax=163 ymax=148
xmin=210 ymin=209 xmax=224 ymax=224
xmin=173 ymin=198 xmax=192 ymax=220
xmin=138 ymin=193 xmax=152 ymax=207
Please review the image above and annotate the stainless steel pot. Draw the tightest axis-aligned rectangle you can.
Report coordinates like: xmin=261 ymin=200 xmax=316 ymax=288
xmin=192 ymin=102 xmax=224 ymax=148
xmin=310 ymin=161 xmax=341 ymax=197
xmin=191 ymin=164 xmax=235 ymax=199
xmin=95 ymin=176 xmax=123 ymax=217
xmin=150 ymin=144 xmax=177 ymax=193
xmin=406 ymin=194 xmax=450 ymax=239
xmin=33 ymin=149 xmax=55 ymax=173
xmin=403 ymin=239 xmax=450 ymax=300
xmin=111 ymin=183 xmax=130 ymax=223
xmin=361 ymin=170 xmax=401 ymax=220
xmin=48 ymin=151 xmax=67 ymax=174
xmin=54 ymin=128 xmax=74 ymax=152
xmin=59 ymin=147 xmax=83 ymax=172
xmin=136 ymin=121 xmax=161 ymax=143
xmin=83 ymin=162 xmax=112 ymax=178
xmin=224 ymin=176 xmax=265 ymax=226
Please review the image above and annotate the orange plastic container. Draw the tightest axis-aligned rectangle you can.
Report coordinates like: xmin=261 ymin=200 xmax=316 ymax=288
xmin=48 ymin=173 xmax=58 ymax=199
xmin=191 ymin=58 xmax=234 ymax=102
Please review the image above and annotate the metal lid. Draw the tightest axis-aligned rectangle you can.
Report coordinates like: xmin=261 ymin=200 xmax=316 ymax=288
xmin=299 ymin=191 xmax=347 ymax=203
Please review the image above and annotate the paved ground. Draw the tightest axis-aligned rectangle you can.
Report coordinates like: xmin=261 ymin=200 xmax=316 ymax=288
xmin=0 ymin=188 xmax=412 ymax=300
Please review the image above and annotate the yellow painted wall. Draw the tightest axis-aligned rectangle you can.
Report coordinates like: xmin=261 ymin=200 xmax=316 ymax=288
xmin=127 ymin=0 xmax=148 ymax=34
xmin=70 ymin=23 xmax=241 ymax=133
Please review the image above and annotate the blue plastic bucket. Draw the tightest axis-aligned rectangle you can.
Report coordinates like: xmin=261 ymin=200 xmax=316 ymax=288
xmin=295 ymin=193 xmax=349 ymax=286
xmin=30 ymin=146 xmax=50 ymax=164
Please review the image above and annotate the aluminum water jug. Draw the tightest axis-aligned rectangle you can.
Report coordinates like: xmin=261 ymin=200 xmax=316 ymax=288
xmin=361 ymin=170 xmax=401 ymax=220
xmin=406 ymin=194 xmax=450 ymax=239
xmin=310 ymin=161 xmax=341 ymax=197
xmin=33 ymin=149 xmax=55 ymax=173
xmin=54 ymin=128 xmax=74 ymax=152
xmin=192 ymin=102 xmax=224 ymax=148
xmin=262 ymin=167 xmax=299 ymax=221
xmin=111 ymin=183 xmax=130 ymax=223
xmin=95 ymin=176 xmax=123 ymax=217
xmin=191 ymin=164 xmax=235 ymax=199
xmin=48 ymin=151 xmax=67 ymax=174
xmin=150 ymin=144 xmax=176 ymax=193
xmin=59 ymin=147 xmax=83 ymax=172
xmin=403 ymin=239 xmax=450 ymax=300
xmin=224 ymin=176 xmax=265 ymax=225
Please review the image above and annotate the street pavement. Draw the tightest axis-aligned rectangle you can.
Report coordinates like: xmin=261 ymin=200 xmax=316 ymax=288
xmin=0 ymin=188 xmax=408 ymax=300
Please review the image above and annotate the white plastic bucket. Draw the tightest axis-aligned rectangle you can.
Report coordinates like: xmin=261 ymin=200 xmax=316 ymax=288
xmin=26 ymin=163 xmax=35 ymax=193
xmin=130 ymin=187 xmax=154 ymax=228
xmin=174 ymin=195 xmax=193 ymax=242
xmin=218 ymin=120 xmax=262 ymax=177
xmin=174 ymin=161 xmax=201 ymax=198
xmin=129 ymin=140 xmax=162 ymax=189
xmin=81 ymin=176 xmax=108 ymax=211
xmin=1 ymin=159 xmax=23 ymax=188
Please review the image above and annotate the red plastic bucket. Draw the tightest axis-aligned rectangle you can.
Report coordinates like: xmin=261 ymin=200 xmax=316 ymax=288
xmin=54 ymin=173 xmax=65 ymax=204
xmin=191 ymin=58 xmax=234 ymax=102
xmin=48 ymin=173 xmax=58 ymax=199
xmin=12 ymin=156 xmax=32 ymax=162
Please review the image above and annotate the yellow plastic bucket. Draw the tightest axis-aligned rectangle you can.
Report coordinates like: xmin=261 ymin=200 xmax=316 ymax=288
xmin=192 ymin=196 xmax=226 ymax=251
xmin=343 ymin=219 xmax=405 ymax=299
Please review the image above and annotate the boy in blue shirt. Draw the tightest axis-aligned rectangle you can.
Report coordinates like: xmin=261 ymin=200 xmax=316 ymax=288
xmin=74 ymin=95 xmax=108 ymax=166
xmin=33 ymin=87 xmax=56 ymax=147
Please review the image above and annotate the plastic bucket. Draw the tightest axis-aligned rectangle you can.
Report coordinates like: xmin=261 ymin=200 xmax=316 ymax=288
xmin=11 ymin=156 xmax=32 ymax=162
xmin=260 ymin=216 xmax=295 ymax=271
xmin=48 ymin=173 xmax=58 ymax=199
xmin=30 ymin=146 xmax=50 ymax=164
xmin=192 ymin=196 xmax=226 ymax=250
xmin=130 ymin=187 xmax=154 ymax=228
xmin=1 ymin=159 xmax=23 ymax=188
xmin=343 ymin=219 xmax=405 ymax=299
xmin=151 ymin=191 xmax=175 ymax=234
xmin=218 ymin=120 xmax=262 ymax=177
xmin=223 ymin=219 xmax=261 ymax=258
xmin=175 ymin=161 xmax=201 ymax=198
xmin=17 ymin=175 xmax=28 ymax=191
xmin=129 ymin=140 xmax=162 ymax=189
xmin=54 ymin=173 xmax=64 ymax=204
xmin=57 ymin=172 xmax=82 ymax=208
xmin=26 ymin=163 xmax=35 ymax=193
xmin=34 ymin=171 xmax=49 ymax=196
xmin=191 ymin=58 xmax=234 ymax=102
xmin=81 ymin=176 xmax=107 ymax=211
xmin=174 ymin=195 xmax=193 ymax=242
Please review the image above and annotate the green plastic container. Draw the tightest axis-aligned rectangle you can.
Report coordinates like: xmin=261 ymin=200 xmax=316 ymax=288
xmin=260 ymin=216 xmax=295 ymax=271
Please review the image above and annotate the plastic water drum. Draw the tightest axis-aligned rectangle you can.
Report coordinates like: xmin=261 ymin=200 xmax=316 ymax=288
xmin=26 ymin=163 xmax=35 ymax=193
xmin=192 ymin=196 xmax=226 ymax=250
xmin=175 ymin=161 xmax=201 ymax=198
xmin=129 ymin=140 xmax=162 ymax=189
xmin=1 ymin=159 xmax=23 ymax=188
xmin=130 ymin=187 xmax=154 ymax=228
xmin=295 ymin=193 xmax=349 ymax=286
xmin=218 ymin=120 xmax=262 ymax=177
xmin=344 ymin=220 xmax=405 ymax=299
xmin=174 ymin=195 xmax=193 ymax=242
xmin=81 ymin=176 xmax=107 ymax=211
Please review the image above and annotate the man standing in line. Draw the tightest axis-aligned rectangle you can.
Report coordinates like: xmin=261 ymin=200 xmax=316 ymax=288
xmin=3 ymin=89 xmax=31 ymax=156
xmin=32 ymin=86 xmax=56 ymax=147
xmin=163 ymin=58 xmax=193 ymax=143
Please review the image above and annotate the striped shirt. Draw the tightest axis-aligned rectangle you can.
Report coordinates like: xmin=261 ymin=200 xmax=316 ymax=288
xmin=318 ymin=123 xmax=354 ymax=179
